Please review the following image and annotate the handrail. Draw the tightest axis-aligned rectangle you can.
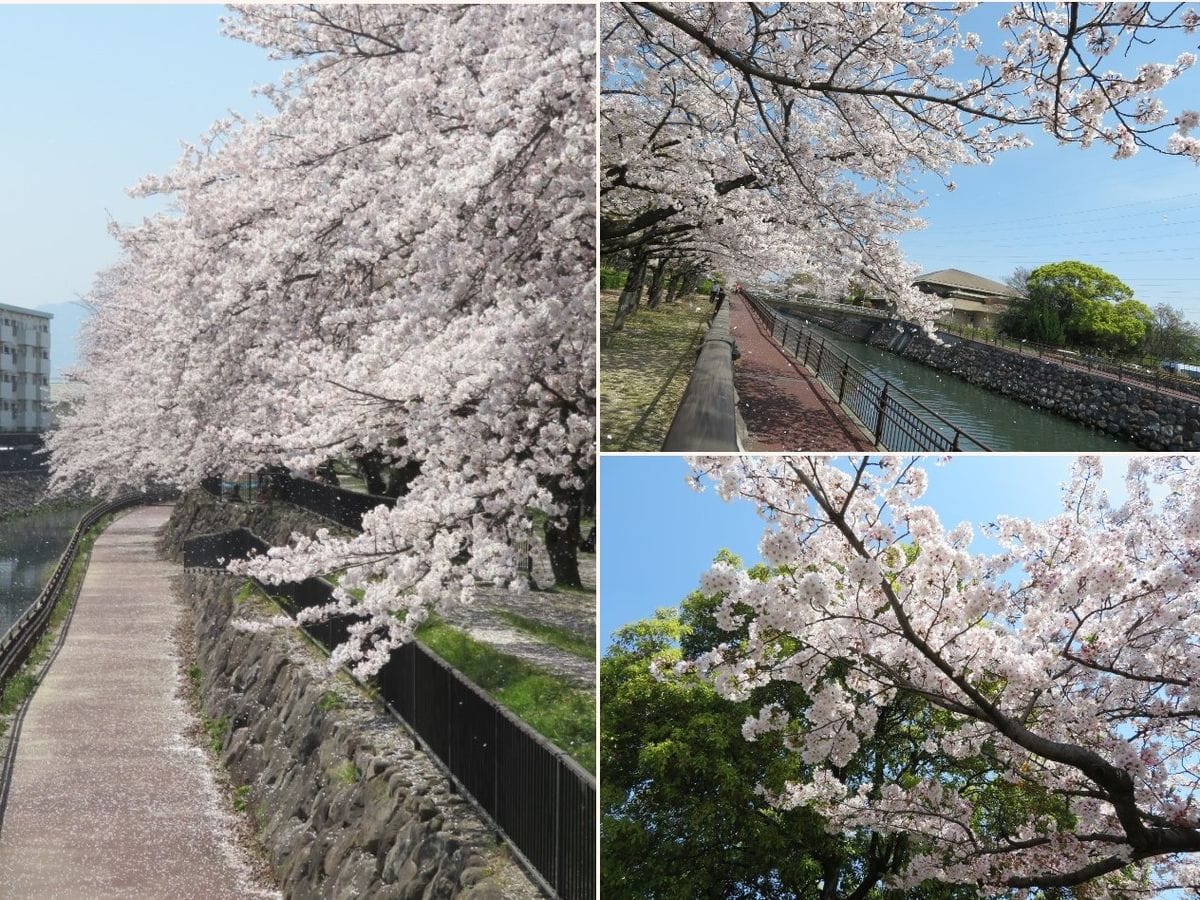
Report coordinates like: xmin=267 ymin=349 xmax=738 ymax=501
xmin=741 ymin=290 xmax=993 ymax=453
xmin=661 ymin=303 xmax=740 ymax=451
xmin=0 ymin=493 xmax=165 ymax=691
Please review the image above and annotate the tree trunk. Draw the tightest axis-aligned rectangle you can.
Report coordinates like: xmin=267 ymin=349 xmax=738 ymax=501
xmin=681 ymin=270 xmax=701 ymax=300
xmin=665 ymin=270 xmax=685 ymax=304
xmin=356 ymin=451 xmax=388 ymax=495
xmin=646 ymin=257 xmax=670 ymax=309
xmin=609 ymin=253 xmax=648 ymax=338
xmin=385 ymin=458 xmax=422 ymax=497
xmin=543 ymin=481 xmax=584 ymax=589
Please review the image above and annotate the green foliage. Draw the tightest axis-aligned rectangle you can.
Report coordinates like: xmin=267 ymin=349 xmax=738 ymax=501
xmin=203 ymin=715 xmax=229 ymax=754
xmin=601 ymin=266 xmax=627 ymax=290
xmin=417 ymin=619 xmax=595 ymax=772
xmin=601 ymin=551 xmax=1091 ymax=899
xmin=1142 ymin=303 xmax=1200 ymax=363
xmin=1005 ymin=260 xmax=1150 ymax=354
xmin=1066 ymin=297 xmax=1153 ymax=354
xmin=232 ymin=784 xmax=253 ymax=812
xmin=331 ymin=761 xmax=359 ymax=786
xmin=318 ymin=690 xmax=344 ymax=711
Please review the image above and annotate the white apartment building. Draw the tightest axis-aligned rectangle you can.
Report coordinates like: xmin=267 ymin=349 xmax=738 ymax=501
xmin=0 ymin=302 xmax=51 ymax=433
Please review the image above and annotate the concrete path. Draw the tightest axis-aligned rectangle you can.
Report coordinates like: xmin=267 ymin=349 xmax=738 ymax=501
xmin=0 ymin=504 xmax=276 ymax=899
xmin=728 ymin=293 xmax=874 ymax=451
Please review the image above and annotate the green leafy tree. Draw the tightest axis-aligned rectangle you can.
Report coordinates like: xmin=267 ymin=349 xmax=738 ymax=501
xmin=1004 ymin=261 xmax=1150 ymax=353
xmin=1142 ymin=304 xmax=1200 ymax=363
xmin=601 ymin=551 xmax=988 ymax=900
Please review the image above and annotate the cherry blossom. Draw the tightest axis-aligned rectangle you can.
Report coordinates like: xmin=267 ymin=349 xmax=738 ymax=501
xmin=684 ymin=454 xmax=1200 ymax=894
xmin=603 ymin=3 xmax=1200 ymax=325
xmin=48 ymin=4 xmax=595 ymax=676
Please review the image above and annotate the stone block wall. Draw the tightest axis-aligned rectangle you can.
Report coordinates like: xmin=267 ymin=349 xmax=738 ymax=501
xmin=184 ymin=571 xmax=540 ymax=900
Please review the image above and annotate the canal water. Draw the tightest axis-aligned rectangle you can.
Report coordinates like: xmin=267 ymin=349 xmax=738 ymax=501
xmin=0 ymin=506 xmax=88 ymax=637
xmin=795 ymin=318 xmax=1138 ymax=451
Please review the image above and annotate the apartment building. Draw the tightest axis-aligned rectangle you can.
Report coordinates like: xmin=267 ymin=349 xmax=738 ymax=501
xmin=0 ymin=302 xmax=52 ymax=433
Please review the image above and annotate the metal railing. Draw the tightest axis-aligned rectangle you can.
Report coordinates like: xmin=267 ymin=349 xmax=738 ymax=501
xmin=183 ymin=528 xmax=596 ymax=900
xmin=742 ymin=291 xmax=992 ymax=452
xmin=938 ymin=322 xmax=1200 ymax=403
xmin=0 ymin=494 xmax=151 ymax=691
xmin=200 ymin=471 xmax=395 ymax=531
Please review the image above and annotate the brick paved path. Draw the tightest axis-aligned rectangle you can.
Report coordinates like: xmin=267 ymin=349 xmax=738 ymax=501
xmin=728 ymin=293 xmax=873 ymax=451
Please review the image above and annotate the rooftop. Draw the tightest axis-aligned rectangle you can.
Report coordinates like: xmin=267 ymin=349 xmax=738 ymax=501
xmin=914 ymin=269 xmax=1021 ymax=298
xmin=0 ymin=302 xmax=53 ymax=320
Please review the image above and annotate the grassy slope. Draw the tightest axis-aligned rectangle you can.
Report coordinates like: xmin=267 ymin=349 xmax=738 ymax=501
xmin=599 ymin=292 xmax=711 ymax=452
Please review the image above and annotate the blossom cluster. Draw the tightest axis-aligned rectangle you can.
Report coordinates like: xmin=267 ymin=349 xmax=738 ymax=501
xmin=49 ymin=5 xmax=595 ymax=676
xmin=686 ymin=454 xmax=1200 ymax=894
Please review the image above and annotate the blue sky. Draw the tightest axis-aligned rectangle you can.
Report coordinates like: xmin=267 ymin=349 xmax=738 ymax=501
xmin=599 ymin=454 xmax=1140 ymax=648
xmin=898 ymin=6 xmax=1200 ymax=316
xmin=0 ymin=5 xmax=287 ymax=373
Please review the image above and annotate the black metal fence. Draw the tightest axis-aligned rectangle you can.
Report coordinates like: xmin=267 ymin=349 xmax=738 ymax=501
xmin=744 ymin=291 xmax=992 ymax=452
xmin=200 ymin=471 xmax=395 ymax=530
xmin=183 ymin=528 xmax=596 ymax=900
xmin=0 ymin=494 xmax=150 ymax=690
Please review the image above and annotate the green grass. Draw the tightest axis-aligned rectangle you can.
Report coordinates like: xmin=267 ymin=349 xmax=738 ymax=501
xmin=203 ymin=715 xmax=229 ymax=754
xmin=318 ymin=691 xmax=344 ymax=711
xmin=331 ymin=760 xmax=359 ymax=785
xmin=495 ymin=611 xmax=594 ymax=660
xmin=599 ymin=292 xmax=713 ymax=451
xmin=416 ymin=619 xmax=595 ymax=773
xmin=232 ymin=784 xmax=253 ymax=812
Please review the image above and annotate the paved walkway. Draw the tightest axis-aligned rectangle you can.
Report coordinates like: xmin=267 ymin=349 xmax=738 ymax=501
xmin=728 ymin=293 xmax=874 ymax=451
xmin=0 ymin=505 xmax=276 ymax=899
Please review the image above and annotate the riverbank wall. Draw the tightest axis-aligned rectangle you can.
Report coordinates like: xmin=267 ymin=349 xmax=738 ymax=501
xmin=809 ymin=314 xmax=1200 ymax=450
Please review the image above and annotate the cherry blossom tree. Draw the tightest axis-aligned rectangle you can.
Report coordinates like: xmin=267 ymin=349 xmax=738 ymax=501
xmin=49 ymin=4 xmax=595 ymax=674
xmin=602 ymin=2 xmax=1200 ymax=325
xmin=680 ymin=454 xmax=1200 ymax=895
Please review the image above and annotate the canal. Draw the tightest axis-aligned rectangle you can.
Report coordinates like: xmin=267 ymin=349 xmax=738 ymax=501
xmin=0 ymin=506 xmax=88 ymax=637
xmin=794 ymin=317 xmax=1139 ymax=451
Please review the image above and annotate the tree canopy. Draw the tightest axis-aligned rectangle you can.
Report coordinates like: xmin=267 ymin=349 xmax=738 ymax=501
xmin=675 ymin=455 xmax=1200 ymax=896
xmin=48 ymin=4 xmax=595 ymax=675
xmin=1004 ymin=261 xmax=1153 ymax=353
xmin=602 ymin=3 xmax=1200 ymax=325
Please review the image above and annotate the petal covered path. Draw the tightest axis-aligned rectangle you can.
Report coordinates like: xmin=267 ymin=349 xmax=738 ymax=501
xmin=727 ymin=292 xmax=874 ymax=451
xmin=0 ymin=505 xmax=276 ymax=899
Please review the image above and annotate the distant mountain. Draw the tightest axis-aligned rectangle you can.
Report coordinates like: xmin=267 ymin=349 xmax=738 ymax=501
xmin=32 ymin=300 xmax=92 ymax=379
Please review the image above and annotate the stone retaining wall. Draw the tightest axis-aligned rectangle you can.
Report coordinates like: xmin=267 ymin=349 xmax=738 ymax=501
xmin=184 ymin=571 xmax=539 ymax=900
xmin=811 ymin=315 xmax=1200 ymax=450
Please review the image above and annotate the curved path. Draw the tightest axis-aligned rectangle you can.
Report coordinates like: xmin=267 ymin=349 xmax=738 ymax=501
xmin=728 ymin=293 xmax=874 ymax=451
xmin=0 ymin=504 xmax=276 ymax=899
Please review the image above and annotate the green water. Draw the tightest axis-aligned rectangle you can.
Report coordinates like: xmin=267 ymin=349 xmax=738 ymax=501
xmin=794 ymin=318 xmax=1139 ymax=451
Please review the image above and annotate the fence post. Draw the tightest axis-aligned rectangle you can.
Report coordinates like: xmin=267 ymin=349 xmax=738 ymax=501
xmin=814 ymin=340 xmax=825 ymax=376
xmin=874 ymin=384 xmax=889 ymax=447
xmin=793 ymin=326 xmax=802 ymax=357
xmin=554 ymin=757 xmax=563 ymax=895
xmin=837 ymin=357 xmax=850 ymax=402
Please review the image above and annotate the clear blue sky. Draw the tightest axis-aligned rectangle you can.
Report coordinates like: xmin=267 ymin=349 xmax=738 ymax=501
xmin=0 ymin=5 xmax=287 ymax=369
xmin=599 ymin=454 xmax=1140 ymax=648
xmin=898 ymin=6 xmax=1200 ymax=317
